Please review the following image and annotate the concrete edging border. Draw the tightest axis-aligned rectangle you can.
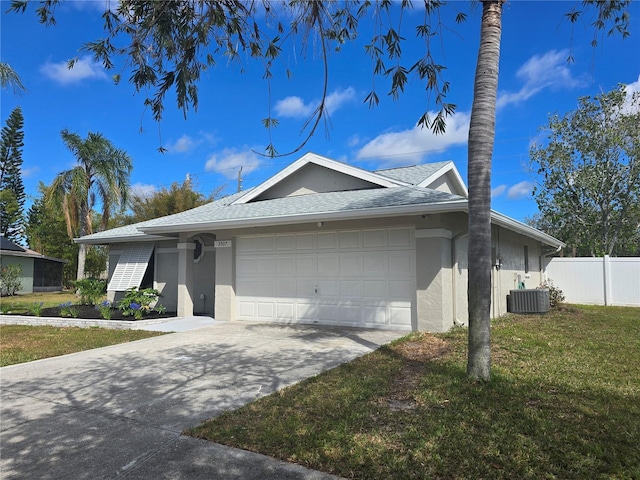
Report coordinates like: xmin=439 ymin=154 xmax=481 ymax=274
xmin=0 ymin=315 xmax=183 ymax=330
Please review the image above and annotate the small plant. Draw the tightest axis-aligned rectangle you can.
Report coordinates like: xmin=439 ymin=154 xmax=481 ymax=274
xmin=73 ymin=278 xmax=107 ymax=305
xmin=0 ymin=302 xmax=12 ymax=314
xmin=1 ymin=264 xmax=23 ymax=296
xmin=155 ymin=303 xmax=167 ymax=314
xmin=118 ymin=287 xmax=161 ymax=320
xmin=538 ymin=279 xmax=565 ymax=307
xmin=29 ymin=302 xmax=44 ymax=317
xmin=95 ymin=300 xmax=112 ymax=320
xmin=59 ymin=302 xmax=79 ymax=318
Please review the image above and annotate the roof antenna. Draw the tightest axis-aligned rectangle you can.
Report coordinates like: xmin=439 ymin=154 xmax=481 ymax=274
xmin=237 ymin=166 xmax=243 ymax=193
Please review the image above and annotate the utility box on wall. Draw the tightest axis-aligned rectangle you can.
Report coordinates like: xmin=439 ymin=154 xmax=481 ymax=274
xmin=508 ymin=289 xmax=550 ymax=314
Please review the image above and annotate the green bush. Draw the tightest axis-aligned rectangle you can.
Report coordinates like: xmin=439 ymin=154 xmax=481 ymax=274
xmin=0 ymin=264 xmax=22 ymax=296
xmin=73 ymin=278 xmax=106 ymax=305
xmin=118 ymin=287 xmax=163 ymax=320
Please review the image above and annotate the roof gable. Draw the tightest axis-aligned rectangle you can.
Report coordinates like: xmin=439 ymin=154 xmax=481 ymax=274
xmin=232 ymin=152 xmax=404 ymax=205
xmin=376 ymin=161 xmax=468 ymax=197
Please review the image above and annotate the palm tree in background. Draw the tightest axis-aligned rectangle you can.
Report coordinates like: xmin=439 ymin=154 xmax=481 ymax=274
xmin=47 ymin=129 xmax=132 ymax=279
xmin=0 ymin=62 xmax=26 ymax=93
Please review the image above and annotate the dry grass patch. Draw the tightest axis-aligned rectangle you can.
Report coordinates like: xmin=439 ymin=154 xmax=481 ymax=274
xmin=0 ymin=325 xmax=165 ymax=366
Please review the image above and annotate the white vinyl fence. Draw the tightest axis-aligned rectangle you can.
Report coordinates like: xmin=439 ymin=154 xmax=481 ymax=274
xmin=544 ymin=256 xmax=640 ymax=307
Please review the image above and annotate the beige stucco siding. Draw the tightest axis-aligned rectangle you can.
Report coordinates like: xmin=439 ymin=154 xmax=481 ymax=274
xmin=255 ymin=164 xmax=380 ymax=200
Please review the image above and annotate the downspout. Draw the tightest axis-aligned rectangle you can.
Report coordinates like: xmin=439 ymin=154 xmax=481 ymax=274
xmin=542 ymin=244 xmax=563 ymax=282
xmin=451 ymin=231 xmax=469 ymax=326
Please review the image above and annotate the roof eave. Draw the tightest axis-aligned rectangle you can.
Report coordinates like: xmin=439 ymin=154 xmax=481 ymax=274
xmin=140 ymin=200 xmax=469 ymax=234
xmin=490 ymin=210 xmax=565 ymax=248
xmin=75 ymin=233 xmax=175 ymax=245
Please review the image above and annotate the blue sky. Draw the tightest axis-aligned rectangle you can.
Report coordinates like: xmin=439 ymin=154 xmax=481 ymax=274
xmin=2 ymin=0 xmax=639 ymax=223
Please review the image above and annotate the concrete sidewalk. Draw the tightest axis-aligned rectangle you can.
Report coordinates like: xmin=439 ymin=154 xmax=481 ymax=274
xmin=1 ymin=322 xmax=405 ymax=479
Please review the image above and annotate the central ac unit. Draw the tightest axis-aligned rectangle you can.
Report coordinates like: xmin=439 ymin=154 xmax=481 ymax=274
xmin=508 ymin=289 xmax=550 ymax=314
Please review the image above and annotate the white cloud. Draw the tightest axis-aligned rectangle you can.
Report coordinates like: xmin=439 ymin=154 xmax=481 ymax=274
xmin=622 ymin=74 xmax=640 ymax=115
xmin=205 ymin=148 xmax=262 ymax=180
xmin=274 ymin=87 xmax=356 ymax=119
xmin=20 ymin=166 xmax=40 ymax=179
xmin=40 ymin=55 xmax=109 ymax=86
xmin=497 ymin=50 xmax=586 ymax=110
xmin=325 ymin=87 xmax=356 ymax=114
xmin=356 ymin=111 xmax=470 ymax=164
xmin=130 ymin=183 xmax=157 ymax=199
xmin=165 ymin=134 xmax=198 ymax=153
xmin=274 ymin=96 xmax=313 ymax=118
xmin=66 ymin=0 xmax=114 ymax=12
xmin=507 ymin=181 xmax=533 ymax=200
xmin=491 ymin=185 xmax=506 ymax=198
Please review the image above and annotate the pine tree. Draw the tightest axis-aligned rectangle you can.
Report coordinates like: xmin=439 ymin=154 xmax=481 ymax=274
xmin=0 ymin=107 xmax=26 ymax=242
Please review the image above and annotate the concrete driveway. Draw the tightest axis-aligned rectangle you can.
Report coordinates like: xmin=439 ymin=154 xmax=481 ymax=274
xmin=0 ymin=321 xmax=405 ymax=479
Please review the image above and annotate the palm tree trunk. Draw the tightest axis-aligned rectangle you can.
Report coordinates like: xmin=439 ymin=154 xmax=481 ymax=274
xmin=467 ymin=0 xmax=503 ymax=381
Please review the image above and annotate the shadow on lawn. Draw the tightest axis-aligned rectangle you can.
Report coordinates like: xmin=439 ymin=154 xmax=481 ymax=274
xmin=0 ymin=323 xmax=398 ymax=480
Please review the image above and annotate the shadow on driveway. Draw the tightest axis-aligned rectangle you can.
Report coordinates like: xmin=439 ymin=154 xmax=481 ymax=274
xmin=0 ymin=322 xmax=405 ymax=479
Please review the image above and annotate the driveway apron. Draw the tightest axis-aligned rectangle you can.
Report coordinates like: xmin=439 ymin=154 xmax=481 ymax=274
xmin=0 ymin=322 xmax=405 ymax=479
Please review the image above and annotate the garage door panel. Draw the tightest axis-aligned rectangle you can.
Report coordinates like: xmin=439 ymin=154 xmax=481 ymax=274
xmin=297 ymin=302 xmax=315 ymax=320
xmin=339 ymin=256 xmax=360 ymax=274
xmin=389 ymin=251 xmax=413 ymax=275
xmin=238 ymin=301 xmax=255 ymax=318
xmin=317 ymin=232 xmax=337 ymax=249
xmin=339 ymin=231 xmax=360 ymax=249
xmin=277 ymin=257 xmax=295 ymax=274
xmin=389 ymin=305 xmax=412 ymax=327
xmin=257 ymin=302 xmax=275 ymax=319
xmin=363 ymin=229 xmax=385 ymax=248
xmin=363 ymin=306 xmax=387 ymax=324
xmin=389 ymin=280 xmax=413 ymax=300
xmin=237 ymin=228 xmax=415 ymax=330
xmin=276 ymin=303 xmax=294 ymax=320
xmin=297 ymin=279 xmax=316 ymax=296
xmin=296 ymin=257 xmax=316 ymax=274
xmin=364 ymin=280 xmax=387 ymax=299
xmin=338 ymin=304 xmax=362 ymax=324
xmin=340 ymin=280 xmax=362 ymax=298
xmin=317 ymin=280 xmax=338 ymax=297
xmin=363 ymin=253 xmax=387 ymax=274
xmin=277 ymin=279 xmax=296 ymax=296
xmin=318 ymin=255 xmax=338 ymax=274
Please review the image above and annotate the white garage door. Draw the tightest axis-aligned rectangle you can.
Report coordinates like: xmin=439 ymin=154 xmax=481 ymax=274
xmin=236 ymin=227 xmax=415 ymax=329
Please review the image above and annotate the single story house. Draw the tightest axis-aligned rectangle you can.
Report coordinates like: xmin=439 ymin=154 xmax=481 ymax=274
xmin=0 ymin=236 xmax=66 ymax=294
xmin=77 ymin=153 xmax=564 ymax=332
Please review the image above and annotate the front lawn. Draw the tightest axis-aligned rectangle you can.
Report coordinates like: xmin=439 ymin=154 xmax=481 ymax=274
xmin=0 ymin=291 xmax=81 ymax=314
xmin=187 ymin=305 xmax=640 ymax=479
xmin=0 ymin=325 xmax=165 ymax=366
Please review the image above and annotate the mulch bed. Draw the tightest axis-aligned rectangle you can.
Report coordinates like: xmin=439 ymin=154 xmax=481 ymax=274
xmin=27 ymin=305 xmax=177 ymax=321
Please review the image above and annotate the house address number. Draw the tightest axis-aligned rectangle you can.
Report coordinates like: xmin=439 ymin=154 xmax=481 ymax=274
xmin=214 ymin=240 xmax=232 ymax=248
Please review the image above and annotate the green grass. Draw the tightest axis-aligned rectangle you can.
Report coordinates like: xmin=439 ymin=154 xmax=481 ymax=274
xmin=0 ymin=291 xmax=80 ymax=314
xmin=187 ymin=305 xmax=640 ymax=479
xmin=0 ymin=325 xmax=165 ymax=366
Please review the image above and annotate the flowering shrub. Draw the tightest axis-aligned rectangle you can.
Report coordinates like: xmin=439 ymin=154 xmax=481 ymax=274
xmin=118 ymin=287 xmax=164 ymax=320
xmin=95 ymin=300 xmax=112 ymax=320
xmin=537 ymin=279 xmax=565 ymax=308
xmin=1 ymin=265 xmax=22 ymax=296
xmin=59 ymin=302 xmax=78 ymax=318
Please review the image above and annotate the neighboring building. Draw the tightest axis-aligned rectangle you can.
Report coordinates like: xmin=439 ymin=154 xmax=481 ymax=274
xmin=0 ymin=236 xmax=66 ymax=294
xmin=77 ymin=153 xmax=564 ymax=332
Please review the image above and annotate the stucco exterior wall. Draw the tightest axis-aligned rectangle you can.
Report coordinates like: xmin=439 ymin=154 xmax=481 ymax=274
xmin=255 ymin=164 xmax=379 ymax=200
xmin=0 ymin=256 xmax=34 ymax=294
xmin=415 ymin=231 xmax=454 ymax=332
xmin=155 ymin=244 xmax=178 ymax=312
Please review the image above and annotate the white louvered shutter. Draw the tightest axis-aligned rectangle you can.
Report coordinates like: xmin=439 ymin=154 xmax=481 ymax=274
xmin=107 ymin=243 xmax=155 ymax=291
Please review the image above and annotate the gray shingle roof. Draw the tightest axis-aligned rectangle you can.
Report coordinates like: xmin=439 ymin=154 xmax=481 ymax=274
xmin=78 ymin=186 xmax=466 ymax=242
xmin=375 ymin=162 xmax=451 ymax=185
